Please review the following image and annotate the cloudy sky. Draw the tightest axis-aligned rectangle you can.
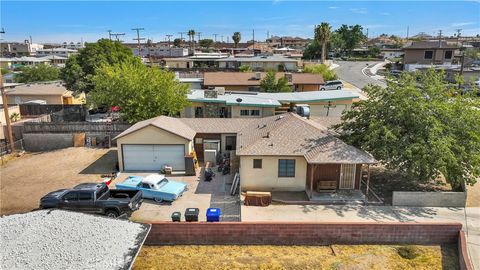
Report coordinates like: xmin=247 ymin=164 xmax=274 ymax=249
xmin=1 ymin=1 xmax=479 ymax=43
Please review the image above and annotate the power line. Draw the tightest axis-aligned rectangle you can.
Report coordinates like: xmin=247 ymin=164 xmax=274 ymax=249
xmin=132 ymin=27 xmax=145 ymax=50
xmin=178 ymin=32 xmax=187 ymax=41
xmin=111 ymin=33 xmax=125 ymax=42
xmin=213 ymin=33 xmax=218 ymax=42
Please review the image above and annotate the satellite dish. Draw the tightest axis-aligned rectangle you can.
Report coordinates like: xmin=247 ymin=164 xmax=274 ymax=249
xmin=236 ymin=98 xmax=243 ymax=103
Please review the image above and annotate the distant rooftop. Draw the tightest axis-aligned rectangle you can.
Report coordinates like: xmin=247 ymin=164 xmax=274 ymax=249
xmin=404 ymin=41 xmax=459 ymax=50
xmin=5 ymin=82 xmax=70 ymax=96
xmin=203 ymin=72 xmax=324 ymax=86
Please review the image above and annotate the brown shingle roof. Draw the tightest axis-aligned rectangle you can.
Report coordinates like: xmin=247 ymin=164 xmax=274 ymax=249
xmin=404 ymin=41 xmax=458 ymax=50
xmin=203 ymin=72 xmax=324 ymax=86
xmin=114 ymin=116 xmax=196 ymax=140
xmin=236 ymin=113 xmax=376 ymax=164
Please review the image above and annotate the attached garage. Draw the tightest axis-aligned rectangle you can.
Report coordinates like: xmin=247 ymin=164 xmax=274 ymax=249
xmin=114 ymin=116 xmax=196 ymax=172
xmin=122 ymin=144 xmax=186 ymax=171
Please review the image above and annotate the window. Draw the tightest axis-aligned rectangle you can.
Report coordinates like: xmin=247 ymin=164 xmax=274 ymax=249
xmin=253 ymin=159 xmax=262 ymax=169
xmin=195 ymin=107 xmax=203 ymax=118
xmin=195 ymin=138 xmax=203 ymax=144
xmin=444 ymin=50 xmax=453 ymax=59
xmin=250 ymin=110 xmax=260 ymax=116
xmin=278 ymin=159 xmax=295 ymax=177
xmin=78 ymin=192 xmax=92 ymax=201
xmin=141 ymin=183 xmax=151 ymax=189
xmin=424 ymin=50 xmax=434 ymax=59
xmin=240 ymin=109 xmax=249 ymax=116
xmin=225 ymin=136 xmax=236 ymax=151
xmin=63 ymin=192 xmax=78 ymax=201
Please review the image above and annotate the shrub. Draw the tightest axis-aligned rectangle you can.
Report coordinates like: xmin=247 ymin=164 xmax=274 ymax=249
xmin=303 ymin=64 xmax=337 ymax=81
xmin=239 ymin=65 xmax=252 ymax=72
xmin=397 ymin=245 xmax=421 ymax=259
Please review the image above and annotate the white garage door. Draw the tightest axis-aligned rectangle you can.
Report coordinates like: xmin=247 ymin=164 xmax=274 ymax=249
xmin=123 ymin=145 xmax=185 ymax=171
xmin=310 ymin=104 xmax=347 ymax=117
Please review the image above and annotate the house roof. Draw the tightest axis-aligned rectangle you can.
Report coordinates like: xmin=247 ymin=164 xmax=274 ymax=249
xmin=5 ymin=83 xmax=70 ymax=96
xmin=188 ymin=89 xmax=359 ymax=107
xmin=203 ymin=72 xmax=324 ymax=86
xmin=179 ymin=118 xmax=258 ymax=133
xmin=236 ymin=113 xmax=377 ymax=164
xmin=403 ymin=41 xmax=459 ymax=50
xmin=115 ymin=116 xmax=196 ymax=140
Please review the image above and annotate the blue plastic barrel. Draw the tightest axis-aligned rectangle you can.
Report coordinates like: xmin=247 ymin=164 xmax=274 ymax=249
xmin=206 ymin=208 xmax=221 ymax=222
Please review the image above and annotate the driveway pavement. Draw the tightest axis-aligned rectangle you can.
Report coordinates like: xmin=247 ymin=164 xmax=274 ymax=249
xmin=113 ymin=169 xmax=240 ymax=223
xmin=335 ymin=60 xmax=387 ymax=89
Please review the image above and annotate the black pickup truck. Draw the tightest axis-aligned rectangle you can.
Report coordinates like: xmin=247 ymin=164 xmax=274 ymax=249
xmin=39 ymin=183 xmax=143 ymax=218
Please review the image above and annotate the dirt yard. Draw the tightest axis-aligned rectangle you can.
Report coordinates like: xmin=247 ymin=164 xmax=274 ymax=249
xmin=134 ymin=244 xmax=458 ymax=270
xmin=0 ymin=147 xmax=117 ymax=215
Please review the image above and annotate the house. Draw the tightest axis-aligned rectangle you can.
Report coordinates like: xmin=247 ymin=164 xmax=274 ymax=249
xmin=0 ymin=41 xmax=44 ymax=57
xmin=266 ymin=36 xmax=312 ymax=49
xmin=202 ymin=72 xmax=324 ymax=92
xmin=182 ymin=89 xmax=358 ymax=118
xmin=403 ymin=41 xmax=460 ymax=71
xmin=5 ymin=82 xmax=85 ymax=105
xmin=218 ymin=55 xmax=301 ymax=71
xmin=380 ymin=48 xmax=404 ymax=59
xmin=133 ymin=46 xmax=189 ymax=58
xmin=35 ymin=48 xmax=78 ymax=58
xmin=0 ymin=57 xmax=51 ymax=69
xmin=114 ymin=113 xmax=376 ymax=196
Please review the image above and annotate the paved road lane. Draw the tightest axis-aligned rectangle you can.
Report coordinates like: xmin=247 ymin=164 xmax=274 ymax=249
xmin=335 ymin=60 xmax=387 ymax=89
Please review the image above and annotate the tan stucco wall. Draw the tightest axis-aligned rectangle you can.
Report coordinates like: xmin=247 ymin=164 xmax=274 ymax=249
xmin=404 ymin=49 xmax=454 ymax=64
xmin=240 ymin=156 xmax=307 ymax=192
xmin=231 ymin=106 xmax=275 ymax=118
xmin=116 ymin=125 xmax=192 ymax=171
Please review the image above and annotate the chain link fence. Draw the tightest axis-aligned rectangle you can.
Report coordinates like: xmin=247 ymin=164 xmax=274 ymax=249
xmin=0 ymin=139 xmax=25 ymax=157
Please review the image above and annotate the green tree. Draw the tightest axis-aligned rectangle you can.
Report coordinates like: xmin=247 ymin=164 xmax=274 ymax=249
xmin=302 ymin=40 xmax=321 ymax=59
xmin=173 ymin=38 xmax=182 ymax=47
xmin=1 ymin=68 xmax=10 ymax=75
xmin=199 ymin=39 xmax=214 ymax=49
xmin=368 ymin=46 xmax=381 ymax=58
xmin=314 ymin=22 xmax=331 ymax=63
xmin=188 ymin=29 xmax=196 ymax=51
xmin=260 ymin=70 xmax=291 ymax=93
xmin=335 ymin=69 xmax=480 ymax=188
xmin=303 ymin=64 xmax=337 ymax=81
xmin=15 ymin=64 xmax=60 ymax=83
xmin=335 ymin=24 xmax=367 ymax=56
xmin=60 ymin=39 xmax=139 ymax=94
xmin=239 ymin=65 xmax=252 ymax=72
xmin=232 ymin=32 xmax=241 ymax=48
xmin=90 ymin=61 xmax=190 ymax=123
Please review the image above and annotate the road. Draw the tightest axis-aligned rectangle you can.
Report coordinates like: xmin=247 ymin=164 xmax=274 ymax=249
xmin=335 ymin=60 xmax=387 ymax=89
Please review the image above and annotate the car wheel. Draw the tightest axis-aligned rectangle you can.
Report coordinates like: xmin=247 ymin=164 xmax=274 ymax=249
xmin=105 ymin=210 xmax=119 ymax=218
xmin=154 ymin=197 xmax=163 ymax=203
xmin=320 ymin=88 xmax=325 ymax=91
xmin=337 ymin=86 xmax=342 ymax=90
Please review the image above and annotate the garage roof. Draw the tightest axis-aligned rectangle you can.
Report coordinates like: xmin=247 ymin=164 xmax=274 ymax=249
xmin=115 ymin=116 xmax=196 ymax=140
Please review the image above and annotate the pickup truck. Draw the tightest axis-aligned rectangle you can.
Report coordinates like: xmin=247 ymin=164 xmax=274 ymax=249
xmin=39 ymin=183 xmax=143 ymax=218
xmin=116 ymin=174 xmax=187 ymax=203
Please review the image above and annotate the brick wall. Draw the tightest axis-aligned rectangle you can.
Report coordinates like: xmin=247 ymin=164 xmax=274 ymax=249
xmin=145 ymin=221 xmax=461 ymax=246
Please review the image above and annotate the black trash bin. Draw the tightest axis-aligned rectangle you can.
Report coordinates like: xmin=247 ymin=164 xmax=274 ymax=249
xmin=185 ymin=208 xmax=199 ymax=222
xmin=171 ymin=211 xmax=181 ymax=222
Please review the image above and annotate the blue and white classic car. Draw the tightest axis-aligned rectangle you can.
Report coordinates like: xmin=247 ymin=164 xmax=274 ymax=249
xmin=116 ymin=174 xmax=187 ymax=202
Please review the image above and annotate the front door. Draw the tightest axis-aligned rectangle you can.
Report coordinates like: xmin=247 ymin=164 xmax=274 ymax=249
xmin=339 ymin=164 xmax=356 ymax=189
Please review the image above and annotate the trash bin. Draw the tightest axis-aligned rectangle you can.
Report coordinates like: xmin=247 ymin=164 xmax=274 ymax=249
xmin=185 ymin=208 xmax=199 ymax=222
xmin=206 ymin=208 xmax=221 ymax=222
xmin=171 ymin=211 xmax=181 ymax=222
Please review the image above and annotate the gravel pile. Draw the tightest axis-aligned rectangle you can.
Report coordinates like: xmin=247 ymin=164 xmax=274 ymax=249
xmin=0 ymin=210 xmax=149 ymax=270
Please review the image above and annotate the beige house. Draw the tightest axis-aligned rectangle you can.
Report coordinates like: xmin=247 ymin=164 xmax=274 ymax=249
xmin=403 ymin=41 xmax=459 ymax=71
xmin=5 ymin=82 xmax=85 ymax=105
xmin=113 ymin=113 xmax=376 ymax=197
xmin=203 ymin=72 xmax=324 ymax=92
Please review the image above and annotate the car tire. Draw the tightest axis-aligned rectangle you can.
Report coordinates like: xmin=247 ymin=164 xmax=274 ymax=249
xmin=154 ymin=197 xmax=163 ymax=203
xmin=337 ymin=86 xmax=342 ymax=90
xmin=105 ymin=210 xmax=119 ymax=218
xmin=320 ymin=88 xmax=325 ymax=91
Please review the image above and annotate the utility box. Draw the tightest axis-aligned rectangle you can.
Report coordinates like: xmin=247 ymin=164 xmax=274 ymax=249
xmin=171 ymin=211 xmax=181 ymax=222
xmin=206 ymin=208 xmax=221 ymax=222
xmin=185 ymin=155 xmax=196 ymax=176
xmin=185 ymin=208 xmax=199 ymax=222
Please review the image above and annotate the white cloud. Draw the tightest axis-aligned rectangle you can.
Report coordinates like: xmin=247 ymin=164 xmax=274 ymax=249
xmin=350 ymin=8 xmax=368 ymax=14
xmin=328 ymin=6 xmax=338 ymax=9
xmin=451 ymin=22 xmax=476 ymax=27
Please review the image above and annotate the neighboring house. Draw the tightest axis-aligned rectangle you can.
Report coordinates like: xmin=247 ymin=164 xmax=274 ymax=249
xmin=202 ymin=72 xmax=324 ymax=92
xmin=5 ymin=82 xmax=85 ymax=105
xmin=114 ymin=113 xmax=376 ymax=197
xmin=403 ymin=41 xmax=459 ymax=71
xmin=0 ymin=57 xmax=51 ymax=69
xmin=37 ymin=55 xmax=69 ymax=67
xmin=0 ymin=41 xmax=44 ymax=57
xmin=35 ymin=48 xmax=78 ymax=58
xmin=266 ymin=36 xmax=312 ymax=49
xmin=133 ymin=46 xmax=188 ymax=58
xmin=182 ymin=89 xmax=358 ymax=118
xmin=380 ymin=48 xmax=404 ymax=59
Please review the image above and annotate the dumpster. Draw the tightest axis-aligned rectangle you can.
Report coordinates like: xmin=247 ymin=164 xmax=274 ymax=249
xmin=206 ymin=208 xmax=221 ymax=222
xmin=185 ymin=208 xmax=199 ymax=222
xmin=171 ymin=211 xmax=181 ymax=222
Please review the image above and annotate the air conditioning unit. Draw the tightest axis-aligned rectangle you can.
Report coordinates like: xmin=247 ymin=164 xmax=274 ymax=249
xmin=255 ymin=72 xmax=261 ymax=80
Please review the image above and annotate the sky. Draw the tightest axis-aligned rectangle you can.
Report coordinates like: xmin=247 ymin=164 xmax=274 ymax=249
xmin=1 ymin=1 xmax=479 ymax=43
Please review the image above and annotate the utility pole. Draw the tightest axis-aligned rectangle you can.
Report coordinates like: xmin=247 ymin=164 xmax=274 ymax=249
xmin=178 ymin=32 xmax=187 ymax=42
xmin=197 ymin=32 xmax=202 ymax=42
xmin=166 ymin=34 xmax=173 ymax=56
xmin=132 ymin=27 xmax=145 ymax=51
xmin=266 ymin=30 xmax=269 ymax=40
xmin=221 ymin=35 xmax=224 ymax=42
xmin=213 ymin=33 xmax=218 ymax=42
xmin=0 ymin=75 xmax=15 ymax=152
xmin=107 ymin=30 xmax=112 ymax=40
xmin=456 ymin=29 xmax=462 ymax=47
xmin=438 ymin=30 xmax=443 ymax=47
xmin=252 ymin=29 xmax=255 ymax=52
xmin=111 ymin=33 xmax=125 ymax=42
xmin=406 ymin=26 xmax=409 ymax=39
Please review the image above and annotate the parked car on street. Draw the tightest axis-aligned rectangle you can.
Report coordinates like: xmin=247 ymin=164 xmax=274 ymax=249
xmin=320 ymin=80 xmax=343 ymax=91
xmin=39 ymin=183 xmax=142 ymax=218
xmin=116 ymin=174 xmax=188 ymax=203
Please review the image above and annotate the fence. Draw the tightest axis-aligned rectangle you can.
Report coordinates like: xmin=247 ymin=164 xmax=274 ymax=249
xmin=0 ymin=139 xmax=24 ymax=157
xmin=392 ymin=191 xmax=467 ymax=207
xmin=22 ymin=122 xmax=131 ymax=134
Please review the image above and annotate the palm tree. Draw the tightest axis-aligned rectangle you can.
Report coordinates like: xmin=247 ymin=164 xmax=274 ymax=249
xmin=188 ymin=29 xmax=196 ymax=51
xmin=232 ymin=32 xmax=241 ymax=48
xmin=314 ymin=22 xmax=331 ymax=63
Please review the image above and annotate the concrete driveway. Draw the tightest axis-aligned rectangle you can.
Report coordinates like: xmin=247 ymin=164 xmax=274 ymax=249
xmin=112 ymin=168 xmax=240 ymax=223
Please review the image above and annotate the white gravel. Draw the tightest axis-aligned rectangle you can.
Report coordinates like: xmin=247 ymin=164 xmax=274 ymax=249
xmin=0 ymin=210 xmax=149 ymax=270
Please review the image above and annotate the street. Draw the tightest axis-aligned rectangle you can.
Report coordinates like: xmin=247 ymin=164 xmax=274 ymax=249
xmin=335 ymin=60 xmax=387 ymax=89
